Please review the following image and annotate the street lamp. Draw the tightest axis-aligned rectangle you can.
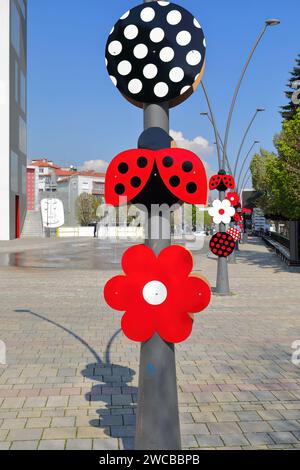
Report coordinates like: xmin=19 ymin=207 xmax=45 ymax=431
xmin=265 ymin=19 xmax=281 ymax=26
xmin=237 ymin=140 xmax=259 ymax=192
xmin=222 ymin=19 xmax=280 ymax=171
xmin=233 ymin=109 xmax=265 ymax=178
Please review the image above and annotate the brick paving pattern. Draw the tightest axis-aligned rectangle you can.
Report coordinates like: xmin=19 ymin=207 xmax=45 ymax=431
xmin=0 ymin=238 xmax=300 ymax=450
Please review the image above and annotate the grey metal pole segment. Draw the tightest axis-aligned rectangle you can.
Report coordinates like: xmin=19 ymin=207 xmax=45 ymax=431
xmin=135 ymin=102 xmax=181 ymax=451
xmin=201 ymin=82 xmax=222 ymax=169
xmin=222 ymin=24 xmax=268 ymax=170
xmin=202 ymin=113 xmax=233 ymax=174
xmin=216 ymin=190 xmax=230 ymax=293
xmin=135 ymin=1 xmax=181 ymax=449
xmin=233 ymin=110 xmax=261 ymax=178
xmin=236 ymin=141 xmax=258 ymax=192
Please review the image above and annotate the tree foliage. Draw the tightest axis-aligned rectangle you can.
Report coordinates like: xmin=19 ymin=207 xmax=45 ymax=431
xmin=280 ymin=54 xmax=300 ymax=121
xmin=75 ymin=193 xmax=100 ymax=226
xmin=250 ymin=108 xmax=300 ymax=220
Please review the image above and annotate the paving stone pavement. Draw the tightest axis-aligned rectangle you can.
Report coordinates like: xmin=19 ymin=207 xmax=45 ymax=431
xmin=0 ymin=237 xmax=300 ymax=450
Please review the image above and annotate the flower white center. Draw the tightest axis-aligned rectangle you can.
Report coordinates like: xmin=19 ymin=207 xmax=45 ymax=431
xmin=143 ymin=281 xmax=168 ymax=306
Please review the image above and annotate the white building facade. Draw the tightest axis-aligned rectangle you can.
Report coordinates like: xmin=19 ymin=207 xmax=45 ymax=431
xmin=0 ymin=0 xmax=27 ymax=240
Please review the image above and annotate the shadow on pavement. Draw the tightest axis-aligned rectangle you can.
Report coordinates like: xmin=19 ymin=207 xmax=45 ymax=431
xmin=14 ymin=309 xmax=137 ymax=449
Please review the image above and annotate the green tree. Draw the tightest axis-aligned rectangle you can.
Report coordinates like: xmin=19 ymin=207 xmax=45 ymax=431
xmin=275 ymin=107 xmax=300 ymax=219
xmin=280 ymin=54 xmax=300 ymax=121
xmin=250 ymin=108 xmax=300 ymax=220
xmin=75 ymin=193 xmax=99 ymax=226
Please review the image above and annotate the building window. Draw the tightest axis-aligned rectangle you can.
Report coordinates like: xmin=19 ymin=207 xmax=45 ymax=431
xmin=19 ymin=116 xmax=26 ymax=154
xmin=11 ymin=2 xmax=20 ymax=57
xmin=11 ymin=152 xmax=19 ymax=193
xmin=20 ymin=71 xmax=26 ymax=113
xmin=15 ymin=61 xmax=19 ymax=104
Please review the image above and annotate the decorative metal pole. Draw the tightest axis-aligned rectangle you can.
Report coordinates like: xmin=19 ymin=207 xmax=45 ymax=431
xmin=135 ymin=100 xmax=181 ymax=450
xmin=103 ymin=0 xmax=210 ymax=451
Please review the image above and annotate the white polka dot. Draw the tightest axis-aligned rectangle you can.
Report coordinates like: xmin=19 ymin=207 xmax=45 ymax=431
xmin=120 ymin=10 xmax=130 ymax=20
xmin=186 ymin=50 xmax=201 ymax=66
xmin=140 ymin=7 xmax=155 ymax=22
xmin=169 ymin=67 xmax=184 ymax=83
xmin=193 ymin=18 xmax=201 ymax=29
xmin=134 ymin=44 xmax=148 ymax=59
xmin=157 ymin=1 xmax=169 ymax=5
xmin=117 ymin=60 xmax=132 ymax=76
xmin=124 ymin=25 xmax=139 ymax=40
xmin=159 ymin=47 xmax=174 ymax=63
xmin=109 ymin=26 xmax=114 ymax=35
xmin=176 ymin=31 xmax=192 ymax=46
xmin=110 ymin=76 xmax=117 ymax=87
xmin=143 ymin=281 xmax=167 ymax=306
xmin=108 ymin=41 xmax=122 ymax=56
xmin=154 ymin=82 xmax=169 ymax=98
xmin=128 ymin=79 xmax=143 ymax=95
xmin=181 ymin=85 xmax=191 ymax=95
xmin=105 ymin=58 xmax=108 ymax=67
xmin=143 ymin=64 xmax=158 ymax=79
xmin=203 ymin=38 xmax=206 ymax=48
xmin=167 ymin=10 xmax=182 ymax=25
xmin=194 ymin=73 xmax=200 ymax=81
xmin=150 ymin=27 xmax=165 ymax=43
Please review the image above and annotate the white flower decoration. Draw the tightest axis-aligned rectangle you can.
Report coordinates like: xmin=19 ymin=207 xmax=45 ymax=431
xmin=208 ymin=199 xmax=235 ymax=225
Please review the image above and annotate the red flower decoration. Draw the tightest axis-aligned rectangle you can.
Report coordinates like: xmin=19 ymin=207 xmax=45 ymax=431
xmin=233 ymin=212 xmax=242 ymax=222
xmin=226 ymin=192 xmax=240 ymax=207
xmin=104 ymin=245 xmax=211 ymax=344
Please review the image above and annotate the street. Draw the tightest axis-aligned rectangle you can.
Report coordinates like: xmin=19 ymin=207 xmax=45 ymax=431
xmin=0 ymin=237 xmax=300 ymax=450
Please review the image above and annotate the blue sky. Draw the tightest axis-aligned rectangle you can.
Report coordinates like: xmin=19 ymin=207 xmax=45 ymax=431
xmin=28 ymin=0 xmax=299 ymax=179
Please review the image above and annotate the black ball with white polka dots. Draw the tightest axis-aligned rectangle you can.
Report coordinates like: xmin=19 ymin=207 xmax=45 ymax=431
xmin=105 ymin=1 xmax=206 ymax=107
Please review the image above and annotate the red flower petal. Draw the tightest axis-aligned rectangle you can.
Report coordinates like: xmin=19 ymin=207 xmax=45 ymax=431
xmin=184 ymin=276 xmax=211 ymax=313
xmin=122 ymin=245 xmax=156 ymax=275
xmin=104 ymin=276 xmax=129 ymax=310
xmin=121 ymin=307 xmax=156 ymax=342
xmin=158 ymin=245 xmax=193 ymax=277
xmin=155 ymin=304 xmax=193 ymax=344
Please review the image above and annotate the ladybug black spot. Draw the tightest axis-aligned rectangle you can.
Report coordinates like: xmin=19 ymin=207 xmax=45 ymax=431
xmin=182 ymin=161 xmax=193 ymax=173
xmin=115 ymin=184 xmax=125 ymax=195
xmin=163 ymin=156 xmax=174 ymax=168
xmin=131 ymin=177 xmax=141 ymax=188
xmin=118 ymin=163 xmax=129 ymax=174
xmin=137 ymin=157 xmax=148 ymax=169
xmin=169 ymin=176 xmax=180 ymax=187
xmin=186 ymin=182 xmax=197 ymax=194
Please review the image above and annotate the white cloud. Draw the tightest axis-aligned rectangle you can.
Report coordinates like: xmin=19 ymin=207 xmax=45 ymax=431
xmin=80 ymin=159 xmax=109 ymax=173
xmin=170 ymin=129 xmax=214 ymax=176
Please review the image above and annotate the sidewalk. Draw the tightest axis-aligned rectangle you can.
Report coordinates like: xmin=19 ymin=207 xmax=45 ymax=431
xmin=0 ymin=238 xmax=299 ymax=450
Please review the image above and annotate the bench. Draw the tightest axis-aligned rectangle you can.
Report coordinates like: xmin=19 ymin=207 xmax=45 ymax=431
xmin=262 ymin=236 xmax=300 ymax=266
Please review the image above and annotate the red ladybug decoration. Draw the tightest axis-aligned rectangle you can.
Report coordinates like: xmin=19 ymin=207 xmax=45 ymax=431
xmin=209 ymin=232 xmax=235 ymax=258
xmin=209 ymin=171 xmax=235 ymax=192
xmin=227 ymin=227 xmax=241 ymax=242
xmin=105 ymin=148 xmax=208 ymax=207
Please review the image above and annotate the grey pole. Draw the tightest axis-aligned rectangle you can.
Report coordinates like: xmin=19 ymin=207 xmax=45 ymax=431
xmin=222 ymin=23 xmax=268 ymax=169
xmin=200 ymin=113 xmax=233 ymax=176
xmin=135 ymin=0 xmax=181 ymax=450
xmin=222 ymin=19 xmax=279 ymax=171
xmin=236 ymin=141 xmax=259 ymax=192
xmin=201 ymin=82 xmax=222 ymax=169
xmin=233 ymin=110 xmax=264 ymax=178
